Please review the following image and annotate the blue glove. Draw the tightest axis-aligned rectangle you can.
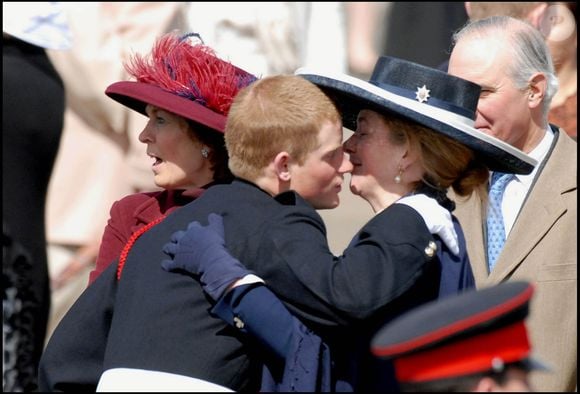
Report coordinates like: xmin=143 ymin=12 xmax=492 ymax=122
xmin=162 ymin=213 xmax=251 ymax=300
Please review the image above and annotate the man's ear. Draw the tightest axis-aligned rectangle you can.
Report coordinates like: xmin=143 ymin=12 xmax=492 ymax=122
xmin=273 ymin=151 xmax=291 ymax=182
xmin=528 ymin=72 xmax=547 ymax=109
xmin=527 ymin=2 xmax=549 ymax=30
xmin=464 ymin=2 xmax=472 ymax=18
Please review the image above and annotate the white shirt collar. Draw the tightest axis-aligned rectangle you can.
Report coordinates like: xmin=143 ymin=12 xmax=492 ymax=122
xmin=514 ymin=126 xmax=554 ymax=186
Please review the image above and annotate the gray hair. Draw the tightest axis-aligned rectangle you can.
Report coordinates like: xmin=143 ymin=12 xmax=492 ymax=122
xmin=452 ymin=16 xmax=558 ymax=119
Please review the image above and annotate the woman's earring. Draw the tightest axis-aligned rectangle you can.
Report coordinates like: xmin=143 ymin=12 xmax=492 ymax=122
xmin=201 ymin=147 xmax=209 ymax=158
xmin=394 ymin=166 xmax=403 ymax=184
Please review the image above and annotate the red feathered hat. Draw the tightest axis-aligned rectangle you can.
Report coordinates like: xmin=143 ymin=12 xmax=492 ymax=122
xmin=105 ymin=33 xmax=257 ymax=134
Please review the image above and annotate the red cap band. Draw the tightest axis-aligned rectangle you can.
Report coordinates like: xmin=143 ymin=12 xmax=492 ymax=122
xmin=394 ymin=321 xmax=530 ymax=382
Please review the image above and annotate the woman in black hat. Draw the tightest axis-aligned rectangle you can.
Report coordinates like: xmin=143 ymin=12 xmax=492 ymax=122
xmin=85 ymin=32 xmax=256 ymax=284
xmin=161 ymin=56 xmax=536 ymax=391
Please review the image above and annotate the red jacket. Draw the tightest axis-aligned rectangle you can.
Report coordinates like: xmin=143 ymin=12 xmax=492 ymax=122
xmin=88 ymin=189 xmax=203 ymax=284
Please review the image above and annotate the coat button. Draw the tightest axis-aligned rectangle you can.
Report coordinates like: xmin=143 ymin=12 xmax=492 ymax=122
xmin=233 ymin=316 xmax=245 ymax=329
xmin=425 ymin=241 xmax=437 ymax=257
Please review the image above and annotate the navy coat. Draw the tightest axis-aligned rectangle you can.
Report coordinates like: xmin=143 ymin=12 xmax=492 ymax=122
xmin=39 ymin=179 xmax=439 ymax=391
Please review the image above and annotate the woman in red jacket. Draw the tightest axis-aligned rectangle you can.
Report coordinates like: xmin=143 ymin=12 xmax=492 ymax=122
xmin=87 ymin=32 xmax=257 ymax=284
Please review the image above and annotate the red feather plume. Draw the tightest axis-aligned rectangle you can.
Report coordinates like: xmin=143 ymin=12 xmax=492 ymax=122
xmin=125 ymin=33 xmax=257 ymax=115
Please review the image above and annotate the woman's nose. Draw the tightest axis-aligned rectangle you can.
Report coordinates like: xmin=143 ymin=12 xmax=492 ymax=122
xmin=339 ymin=152 xmax=353 ymax=174
xmin=138 ymin=123 xmax=152 ymax=143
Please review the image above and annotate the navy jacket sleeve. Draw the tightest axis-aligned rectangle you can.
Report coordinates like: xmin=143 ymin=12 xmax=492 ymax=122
xmin=437 ymin=217 xmax=475 ymax=298
xmin=212 ymin=284 xmax=332 ymax=392
xmin=212 ymin=283 xmax=294 ymax=359
xmin=249 ymin=202 xmax=437 ymax=326
xmin=38 ymin=261 xmax=118 ymax=391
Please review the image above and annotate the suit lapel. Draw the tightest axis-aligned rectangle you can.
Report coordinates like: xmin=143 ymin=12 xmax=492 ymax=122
xmin=487 ymin=128 xmax=571 ymax=284
xmin=487 ymin=182 xmax=566 ymax=284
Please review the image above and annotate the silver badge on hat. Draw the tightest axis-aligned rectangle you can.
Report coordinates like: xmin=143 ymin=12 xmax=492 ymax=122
xmin=491 ymin=357 xmax=505 ymax=372
xmin=415 ymin=85 xmax=430 ymax=103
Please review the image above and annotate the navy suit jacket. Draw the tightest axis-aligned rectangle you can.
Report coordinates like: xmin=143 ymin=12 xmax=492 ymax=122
xmin=39 ymin=179 xmax=438 ymax=391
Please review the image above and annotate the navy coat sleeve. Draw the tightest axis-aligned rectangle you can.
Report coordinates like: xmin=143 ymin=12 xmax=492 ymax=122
xmin=436 ymin=217 xmax=475 ymax=298
xmin=243 ymin=200 xmax=438 ymax=327
xmin=212 ymin=283 xmax=294 ymax=359
xmin=212 ymin=283 xmax=332 ymax=392
xmin=38 ymin=261 xmax=118 ymax=391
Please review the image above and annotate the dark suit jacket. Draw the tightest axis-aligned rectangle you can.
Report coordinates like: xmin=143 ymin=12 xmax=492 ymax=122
xmin=39 ymin=179 xmax=438 ymax=391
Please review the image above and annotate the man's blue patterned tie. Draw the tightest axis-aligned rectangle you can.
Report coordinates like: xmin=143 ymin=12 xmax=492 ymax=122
xmin=486 ymin=172 xmax=513 ymax=272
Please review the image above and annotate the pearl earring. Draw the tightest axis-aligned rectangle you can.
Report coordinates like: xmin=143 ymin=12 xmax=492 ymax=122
xmin=201 ymin=147 xmax=209 ymax=158
xmin=394 ymin=166 xmax=403 ymax=184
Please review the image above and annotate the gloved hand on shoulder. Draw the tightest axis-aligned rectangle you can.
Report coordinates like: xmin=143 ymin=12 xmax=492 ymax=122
xmin=162 ymin=213 xmax=252 ymax=300
xmin=396 ymin=193 xmax=459 ymax=255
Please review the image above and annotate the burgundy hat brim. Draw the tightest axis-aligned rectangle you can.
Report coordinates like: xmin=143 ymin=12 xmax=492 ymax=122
xmin=105 ymin=81 xmax=226 ymax=134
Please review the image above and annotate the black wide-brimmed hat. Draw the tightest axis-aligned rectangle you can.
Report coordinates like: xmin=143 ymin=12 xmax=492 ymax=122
xmin=371 ymin=281 xmax=550 ymax=383
xmin=296 ymin=56 xmax=536 ymax=174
